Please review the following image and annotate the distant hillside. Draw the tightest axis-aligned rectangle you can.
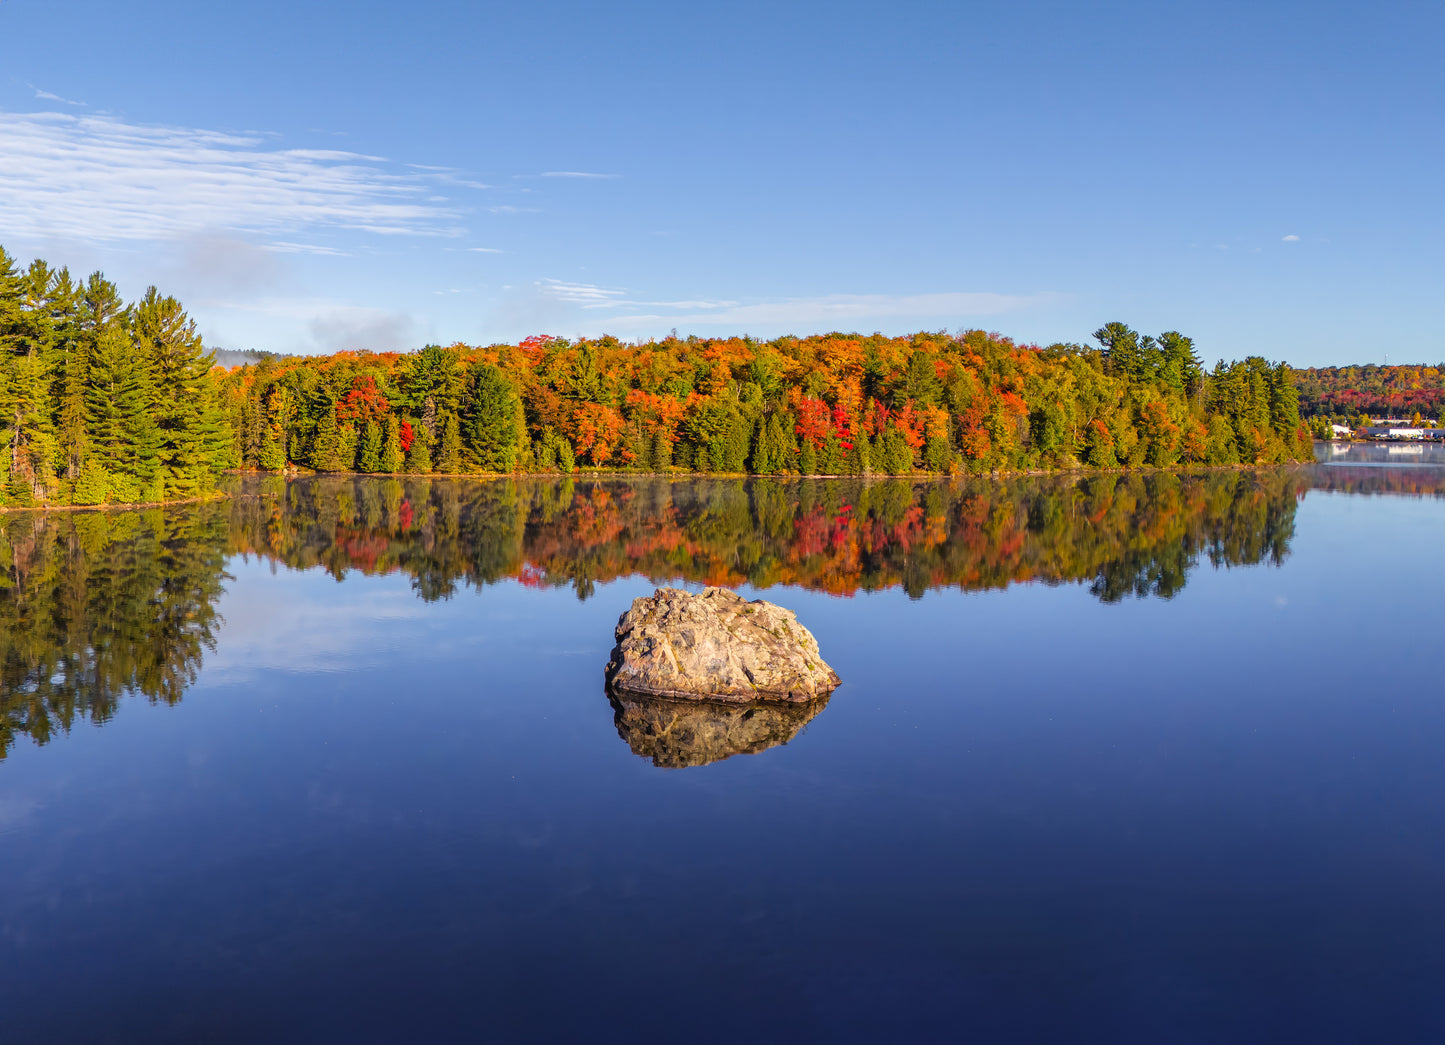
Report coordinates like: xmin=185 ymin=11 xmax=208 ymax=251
xmin=1291 ymin=364 xmax=1445 ymax=420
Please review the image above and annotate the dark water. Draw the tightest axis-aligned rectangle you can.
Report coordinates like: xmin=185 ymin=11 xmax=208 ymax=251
xmin=3 ymin=454 xmax=1445 ymax=1042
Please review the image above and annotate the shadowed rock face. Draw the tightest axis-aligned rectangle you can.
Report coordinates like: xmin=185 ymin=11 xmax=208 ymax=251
xmin=608 ymin=690 xmax=832 ymax=768
xmin=605 ymin=586 xmax=841 ymax=703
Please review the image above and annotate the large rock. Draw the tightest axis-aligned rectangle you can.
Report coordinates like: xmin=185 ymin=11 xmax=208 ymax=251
xmin=609 ymin=690 xmax=832 ymax=768
xmin=605 ymin=586 xmax=840 ymax=703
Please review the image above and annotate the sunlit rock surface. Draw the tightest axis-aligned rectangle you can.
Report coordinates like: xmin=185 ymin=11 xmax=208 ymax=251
xmin=609 ymin=690 xmax=832 ymax=768
xmin=605 ymin=586 xmax=841 ymax=703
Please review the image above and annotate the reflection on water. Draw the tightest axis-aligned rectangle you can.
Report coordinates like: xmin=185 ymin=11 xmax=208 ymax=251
xmin=0 ymin=506 xmax=229 ymax=758
xmin=0 ymin=467 xmax=1366 ymax=758
xmin=609 ymin=689 xmax=832 ymax=768
xmin=223 ymin=470 xmax=1306 ymax=603
xmin=1312 ymin=440 xmax=1445 ymax=495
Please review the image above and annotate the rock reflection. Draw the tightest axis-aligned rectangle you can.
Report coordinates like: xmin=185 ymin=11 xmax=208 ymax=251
xmin=609 ymin=690 xmax=831 ymax=768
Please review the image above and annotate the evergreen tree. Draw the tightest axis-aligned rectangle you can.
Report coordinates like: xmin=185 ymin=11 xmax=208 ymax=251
xmin=380 ymin=415 xmax=404 ymax=472
xmin=132 ymin=287 xmax=228 ymax=496
xmin=336 ymin=424 xmax=360 ymax=471
xmin=651 ymin=428 xmax=672 ymax=472
xmin=799 ymin=439 xmax=818 ymax=475
xmin=72 ymin=458 xmax=110 ymax=505
xmin=1158 ymin=331 xmax=1203 ymax=397
xmin=537 ymin=427 xmax=575 ymax=473
xmin=750 ymin=412 xmax=795 ymax=474
xmin=357 ymin=420 xmax=384 ymax=472
xmin=1094 ymin=322 xmax=1142 ymax=381
xmin=404 ymin=428 xmax=433 ymax=473
xmin=1268 ymin=362 xmax=1301 ymax=438
xmin=86 ymin=323 xmax=160 ymax=488
xmin=436 ymin=413 xmax=463 ymax=472
xmin=710 ymin=409 xmax=751 ymax=472
xmin=257 ymin=427 xmax=285 ymax=471
xmin=462 ymin=363 xmax=520 ymax=471
xmin=310 ymin=403 xmax=345 ymax=471
xmin=923 ymin=431 xmax=951 ymax=472
xmin=399 ymin=344 xmax=463 ymax=436
xmin=880 ymin=425 xmax=912 ymax=474
xmin=895 ymin=350 xmax=942 ymax=408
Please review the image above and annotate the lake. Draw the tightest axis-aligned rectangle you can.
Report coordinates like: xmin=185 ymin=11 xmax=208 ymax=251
xmin=4 ymin=447 xmax=1445 ymax=1042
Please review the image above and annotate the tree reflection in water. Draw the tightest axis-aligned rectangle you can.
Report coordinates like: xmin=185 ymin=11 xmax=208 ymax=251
xmin=2 ymin=469 xmax=1326 ymax=758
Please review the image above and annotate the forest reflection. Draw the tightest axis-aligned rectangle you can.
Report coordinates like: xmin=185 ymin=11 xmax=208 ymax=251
xmin=0 ymin=468 xmax=1361 ymax=757
xmin=226 ymin=470 xmax=1307 ymax=603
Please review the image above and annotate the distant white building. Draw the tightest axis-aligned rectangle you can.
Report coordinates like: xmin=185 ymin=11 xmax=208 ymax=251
xmin=1330 ymin=424 xmax=1352 ymax=437
xmin=1364 ymin=427 xmax=1428 ymax=440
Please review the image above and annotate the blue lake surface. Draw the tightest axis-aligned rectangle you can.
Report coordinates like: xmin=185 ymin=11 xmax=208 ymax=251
xmin=3 ymin=450 xmax=1445 ymax=1042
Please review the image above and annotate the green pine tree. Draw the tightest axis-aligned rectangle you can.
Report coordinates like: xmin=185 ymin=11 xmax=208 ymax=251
xmin=310 ymin=404 xmax=345 ymax=471
xmin=357 ymin=420 xmax=384 ymax=472
xmin=651 ymin=429 xmax=673 ymax=472
xmin=132 ymin=287 xmax=228 ymax=497
xmin=86 ymin=323 xmax=161 ymax=490
xmin=380 ymin=415 xmax=404 ymax=472
xmin=404 ymin=427 xmax=432 ymax=473
xmin=73 ymin=458 xmax=110 ymax=505
xmin=462 ymin=363 xmax=521 ymax=471
xmin=436 ymin=413 xmax=463 ymax=473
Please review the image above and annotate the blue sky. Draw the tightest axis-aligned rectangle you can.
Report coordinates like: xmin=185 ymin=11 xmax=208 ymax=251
xmin=1 ymin=0 xmax=1440 ymax=365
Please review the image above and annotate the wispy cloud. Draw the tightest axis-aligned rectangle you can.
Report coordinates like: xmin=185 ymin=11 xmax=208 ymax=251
xmin=0 ymin=110 xmax=466 ymax=243
xmin=1282 ymin=234 xmax=1300 ymax=242
xmin=598 ymin=291 xmax=1054 ymax=329
xmin=465 ymin=246 xmax=504 ymax=253
xmin=205 ymin=296 xmax=419 ymax=352
xmin=29 ymin=85 xmax=86 ymax=107
xmin=540 ymin=278 xmax=629 ymax=305
xmin=265 ymin=241 xmax=351 ymax=256
xmin=496 ymin=281 xmax=1059 ymax=337
xmin=540 ymin=171 xmax=618 ymax=179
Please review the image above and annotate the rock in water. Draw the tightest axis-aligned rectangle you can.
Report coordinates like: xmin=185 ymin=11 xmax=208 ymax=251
xmin=609 ymin=691 xmax=833 ymax=768
xmin=605 ymin=586 xmax=841 ymax=703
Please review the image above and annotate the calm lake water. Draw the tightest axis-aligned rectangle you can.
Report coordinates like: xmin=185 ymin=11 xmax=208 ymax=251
xmin=4 ymin=446 xmax=1445 ymax=1042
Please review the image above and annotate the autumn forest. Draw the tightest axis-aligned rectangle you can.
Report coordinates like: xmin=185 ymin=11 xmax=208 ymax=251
xmin=0 ymin=246 xmax=1325 ymax=509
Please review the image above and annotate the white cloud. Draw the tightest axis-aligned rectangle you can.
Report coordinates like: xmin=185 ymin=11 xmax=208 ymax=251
xmin=540 ymin=171 xmax=618 ymax=179
xmin=605 ymin=291 xmax=1057 ymax=329
xmin=31 ymin=86 xmax=86 ymax=107
xmin=540 ymin=278 xmax=628 ymax=305
xmin=265 ymin=241 xmax=351 ymax=256
xmin=465 ymin=246 xmax=504 ymax=253
xmin=1282 ymin=234 xmax=1300 ymax=242
xmin=0 ymin=110 xmax=466 ymax=243
xmin=204 ymin=296 xmax=419 ymax=352
xmin=487 ymin=281 xmax=1059 ymax=339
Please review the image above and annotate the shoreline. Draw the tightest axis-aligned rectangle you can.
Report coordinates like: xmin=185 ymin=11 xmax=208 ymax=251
xmin=5 ymin=459 xmax=1309 ymax=514
xmin=0 ymin=491 xmax=231 ymax=517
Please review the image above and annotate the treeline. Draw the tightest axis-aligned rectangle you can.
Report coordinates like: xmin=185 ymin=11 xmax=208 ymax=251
xmin=0 ymin=248 xmax=229 ymax=507
xmin=2 ymin=471 xmax=1306 ymax=756
xmin=1 ymin=243 xmax=1313 ymax=508
xmin=224 ymin=323 xmax=1311 ymax=485
xmin=1291 ymin=363 xmax=1445 ymax=424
